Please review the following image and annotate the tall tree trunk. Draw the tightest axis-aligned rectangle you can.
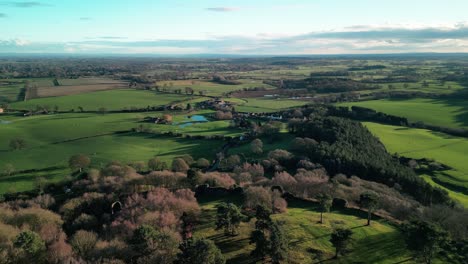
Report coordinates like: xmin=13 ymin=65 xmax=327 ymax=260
xmin=320 ymin=212 xmax=323 ymax=224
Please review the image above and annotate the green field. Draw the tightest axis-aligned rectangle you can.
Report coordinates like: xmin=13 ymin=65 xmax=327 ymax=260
xmin=235 ymin=98 xmax=310 ymax=113
xmin=158 ymin=79 xmax=274 ymax=96
xmin=338 ymin=98 xmax=468 ymax=129
xmin=195 ymin=196 xmax=414 ymax=264
xmin=0 ymin=111 xmax=240 ymax=194
xmin=10 ymin=89 xmax=191 ymax=111
xmin=364 ymin=122 xmax=468 ymax=206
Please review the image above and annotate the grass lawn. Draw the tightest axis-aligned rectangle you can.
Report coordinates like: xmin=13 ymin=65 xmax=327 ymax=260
xmin=10 ymin=89 xmax=191 ymax=111
xmin=195 ymin=195 xmax=414 ymax=264
xmin=364 ymin=122 xmax=468 ymax=206
xmin=338 ymin=98 xmax=468 ymax=129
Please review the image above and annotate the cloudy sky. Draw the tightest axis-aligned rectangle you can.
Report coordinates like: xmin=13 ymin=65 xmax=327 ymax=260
xmin=1 ymin=0 xmax=468 ymax=54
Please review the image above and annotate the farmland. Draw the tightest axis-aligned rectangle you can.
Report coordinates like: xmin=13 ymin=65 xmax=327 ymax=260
xmin=339 ymin=98 xmax=468 ymax=129
xmin=0 ymin=55 xmax=466 ymax=264
xmin=364 ymin=122 xmax=468 ymax=206
xmin=11 ymin=89 xmax=192 ymax=111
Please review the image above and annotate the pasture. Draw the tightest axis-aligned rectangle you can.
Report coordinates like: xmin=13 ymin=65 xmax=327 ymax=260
xmin=157 ymin=79 xmax=274 ymax=96
xmin=0 ymin=111 xmax=241 ymax=194
xmin=364 ymin=122 xmax=468 ymax=206
xmin=10 ymin=89 xmax=192 ymax=111
xmin=195 ymin=196 xmax=413 ymax=264
xmin=235 ymin=98 xmax=310 ymax=113
xmin=338 ymin=98 xmax=468 ymax=129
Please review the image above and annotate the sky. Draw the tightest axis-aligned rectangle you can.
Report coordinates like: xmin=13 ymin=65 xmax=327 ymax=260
xmin=1 ymin=0 xmax=468 ymax=54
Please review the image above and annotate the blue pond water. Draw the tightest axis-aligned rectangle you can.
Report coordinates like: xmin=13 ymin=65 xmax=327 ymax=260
xmin=178 ymin=115 xmax=208 ymax=128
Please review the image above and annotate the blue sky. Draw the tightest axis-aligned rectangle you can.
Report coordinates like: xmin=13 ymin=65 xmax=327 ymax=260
xmin=1 ymin=0 xmax=468 ymax=54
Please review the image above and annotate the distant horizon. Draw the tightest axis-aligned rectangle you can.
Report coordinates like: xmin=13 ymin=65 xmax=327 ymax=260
xmin=1 ymin=0 xmax=468 ymax=54
xmin=2 ymin=51 xmax=468 ymax=59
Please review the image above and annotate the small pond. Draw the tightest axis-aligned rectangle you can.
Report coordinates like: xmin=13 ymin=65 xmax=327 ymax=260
xmin=0 ymin=119 xmax=11 ymax=125
xmin=177 ymin=115 xmax=209 ymax=128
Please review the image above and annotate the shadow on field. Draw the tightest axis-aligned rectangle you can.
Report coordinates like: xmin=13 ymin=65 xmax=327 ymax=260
xmin=433 ymin=89 xmax=468 ymax=128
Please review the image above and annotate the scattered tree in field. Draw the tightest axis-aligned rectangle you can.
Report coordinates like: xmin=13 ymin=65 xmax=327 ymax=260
xmin=68 ymin=154 xmax=91 ymax=172
xmin=317 ymin=193 xmax=333 ymax=224
xmin=250 ymin=138 xmax=263 ymax=155
xmin=9 ymin=138 xmax=26 ymax=150
xmin=78 ymin=106 xmax=84 ymax=112
xmin=52 ymin=78 xmax=60 ymax=86
xmin=3 ymin=163 xmax=15 ymax=176
xmin=185 ymin=87 xmax=194 ymax=95
xmin=172 ymin=158 xmax=190 ymax=172
xmin=270 ymin=222 xmax=288 ymax=264
xmin=403 ymin=83 xmax=410 ymax=89
xmin=176 ymin=238 xmax=225 ymax=264
xmin=250 ymin=206 xmax=288 ymax=263
xmin=216 ymin=203 xmax=244 ymax=236
xmin=70 ymin=230 xmax=97 ymax=260
xmin=403 ymin=220 xmax=449 ymax=264
xmin=359 ymin=192 xmax=379 ymax=226
xmin=330 ymin=228 xmax=353 ymax=259
xmin=250 ymin=205 xmax=272 ymax=260
xmin=13 ymin=230 xmax=46 ymax=261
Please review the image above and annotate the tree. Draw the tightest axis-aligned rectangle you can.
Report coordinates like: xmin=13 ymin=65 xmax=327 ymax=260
xmin=330 ymin=228 xmax=352 ymax=259
xmin=270 ymin=222 xmax=288 ymax=264
xmin=130 ymin=225 xmax=180 ymax=262
xmin=317 ymin=193 xmax=332 ymax=224
xmin=403 ymin=220 xmax=449 ymax=264
xmin=176 ymin=238 xmax=225 ymax=264
xmin=70 ymin=230 xmax=97 ymax=260
xmin=3 ymin=163 xmax=15 ymax=176
xmin=9 ymin=138 xmax=26 ymax=150
xmin=172 ymin=158 xmax=190 ymax=172
xmin=13 ymin=230 xmax=46 ymax=260
xmin=250 ymin=205 xmax=272 ymax=260
xmin=148 ymin=157 xmax=164 ymax=171
xmin=359 ymin=192 xmax=379 ymax=226
xmin=216 ymin=203 xmax=244 ymax=236
xmin=250 ymin=139 xmax=263 ymax=155
xmin=196 ymin=158 xmax=210 ymax=169
xmin=68 ymin=154 xmax=91 ymax=172
xmin=52 ymin=78 xmax=60 ymax=86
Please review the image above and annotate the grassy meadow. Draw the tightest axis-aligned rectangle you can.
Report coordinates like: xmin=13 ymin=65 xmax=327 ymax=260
xmin=338 ymin=98 xmax=468 ymax=129
xmin=0 ymin=111 xmax=240 ymax=194
xmin=158 ymin=79 xmax=274 ymax=96
xmin=10 ymin=89 xmax=191 ymax=111
xmin=235 ymin=98 xmax=310 ymax=113
xmin=364 ymin=122 xmax=468 ymax=206
xmin=195 ymin=196 xmax=414 ymax=264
